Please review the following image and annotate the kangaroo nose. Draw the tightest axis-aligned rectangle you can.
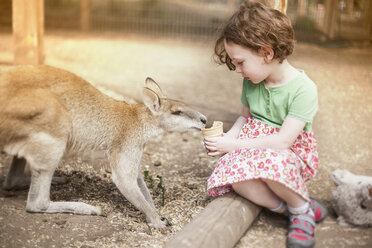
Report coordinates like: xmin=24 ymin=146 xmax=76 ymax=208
xmin=200 ymin=116 xmax=207 ymax=124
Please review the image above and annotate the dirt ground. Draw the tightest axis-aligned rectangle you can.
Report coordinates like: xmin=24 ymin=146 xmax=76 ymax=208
xmin=0 ymin=32 xmax=371 ymax=248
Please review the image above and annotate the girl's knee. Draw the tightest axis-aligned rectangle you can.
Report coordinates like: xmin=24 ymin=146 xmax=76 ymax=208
xmin=261 ymin=178 xmax=280 ymax=185
xmin=232 ymin=179 xmax=264 ymax=192
xmin=261 ymin=178 xmax=271 ymax=183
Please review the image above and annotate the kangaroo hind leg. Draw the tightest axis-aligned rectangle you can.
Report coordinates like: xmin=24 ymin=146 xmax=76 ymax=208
xmin=25 ymin=135 xmax=102 ymax=216
xmin=2 ymin=156 xmax=67 ymax=190
xmin=2 ymin=156 xmax=29 ymax=190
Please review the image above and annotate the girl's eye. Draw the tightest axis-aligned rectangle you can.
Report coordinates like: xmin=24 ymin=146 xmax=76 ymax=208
xmin=233 ymin=61 xmax=243 ymax=66
xmin=172 ymin=111 xmax=182 ymax=115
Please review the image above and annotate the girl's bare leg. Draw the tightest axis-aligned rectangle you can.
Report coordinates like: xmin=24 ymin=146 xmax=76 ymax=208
xmin=232 ymin=179 xmax=281 ymax=209
xmin=262 ymin=178 xmax=307 ymax=208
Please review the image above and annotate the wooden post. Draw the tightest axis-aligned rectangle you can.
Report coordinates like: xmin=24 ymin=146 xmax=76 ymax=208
xmin=323 ymin=0 xmax=339 ymax=40
xmin=365 ymin=0 xmax=372 ymax=42
xmin=165 ymin=192 xmax=262 ymax=248
xmin=279 ymin=0 xmax=287 ymax=14
xmin=297 ymin=0 xmax=306 ymax=16
xmin=12 ymin=0 xmax=44 ymax=65
xmin=80 ymin=0 xmax=91 ymax=31
xmin=253 ymin=0 xmax=287 ymax=13
xmin=227 ymin=0 xmax=236 ymax=9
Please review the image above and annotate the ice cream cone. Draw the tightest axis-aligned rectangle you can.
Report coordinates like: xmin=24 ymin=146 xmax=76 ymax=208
xmin=201 ymin=121 xmax=223 ymax=138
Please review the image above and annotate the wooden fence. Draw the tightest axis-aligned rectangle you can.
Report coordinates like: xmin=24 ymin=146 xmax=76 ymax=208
xmin=1 ymin=0 xmax=371 ymax=42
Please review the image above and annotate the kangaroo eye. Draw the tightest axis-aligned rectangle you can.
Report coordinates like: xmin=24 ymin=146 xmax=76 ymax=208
xmin=172 ymin=111 xmax=182 ymax=115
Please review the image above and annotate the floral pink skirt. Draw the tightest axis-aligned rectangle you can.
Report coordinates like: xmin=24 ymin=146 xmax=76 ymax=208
xmin=207 ymin=117 xmax=319 ymax=200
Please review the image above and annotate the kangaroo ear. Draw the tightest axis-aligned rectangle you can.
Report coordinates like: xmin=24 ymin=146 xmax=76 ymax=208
xmin=145 ymin=77 xmax=165 ymax=98
xmin=142 ymin=87 xmax=161 ymax=114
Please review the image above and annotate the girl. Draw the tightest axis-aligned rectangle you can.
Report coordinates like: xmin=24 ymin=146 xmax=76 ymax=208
xmin=204 ymin=2 xmax=327 ymax=248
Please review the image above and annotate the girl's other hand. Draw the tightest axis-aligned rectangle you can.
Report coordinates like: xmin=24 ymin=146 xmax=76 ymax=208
xmin=204 ymin=133 xmax=239 ymax=156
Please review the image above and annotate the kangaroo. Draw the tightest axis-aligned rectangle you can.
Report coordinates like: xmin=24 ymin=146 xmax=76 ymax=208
xmin=0 ymin=65 xmax=207 ymax=229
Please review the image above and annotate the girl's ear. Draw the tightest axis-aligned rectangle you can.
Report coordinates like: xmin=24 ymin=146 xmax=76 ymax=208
xmin=260 ymin=47 xmax=274 ymax=63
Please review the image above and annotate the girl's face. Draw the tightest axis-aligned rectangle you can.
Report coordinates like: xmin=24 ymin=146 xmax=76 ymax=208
xmin=224 ymin=40 xmax=271 ymax=84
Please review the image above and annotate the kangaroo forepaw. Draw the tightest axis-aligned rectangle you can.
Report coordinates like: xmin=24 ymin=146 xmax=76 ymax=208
xmin=161 ymin=226 xmax=173 ymax=234
xmin=147 ymin=216 xmax=173 ymax=234
xmin=160 ymin=217 xmax=173 ymax=226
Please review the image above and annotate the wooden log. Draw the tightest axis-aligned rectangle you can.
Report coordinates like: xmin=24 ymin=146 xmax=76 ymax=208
xmin=12 ymin=0 xmax=44 ymax=65
xmin=165 ymin=192 xmax=261 ymax=248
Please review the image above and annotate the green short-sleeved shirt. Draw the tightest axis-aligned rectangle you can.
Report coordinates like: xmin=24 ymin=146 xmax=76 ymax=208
xmin=241 ymin=71 xmax=318 ymax=132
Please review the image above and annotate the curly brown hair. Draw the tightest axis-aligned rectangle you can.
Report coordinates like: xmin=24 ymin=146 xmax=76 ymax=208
xmin=214 ymin=1 xmax=295 ymax=70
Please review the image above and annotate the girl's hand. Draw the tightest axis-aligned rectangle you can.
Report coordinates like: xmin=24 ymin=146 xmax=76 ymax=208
xmin=204 ymin=133 xmax=239 ymax=156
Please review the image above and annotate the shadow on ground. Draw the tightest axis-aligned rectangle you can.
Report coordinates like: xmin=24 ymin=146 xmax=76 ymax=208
xmin=0 ymin=32 xmax=371 ymax=247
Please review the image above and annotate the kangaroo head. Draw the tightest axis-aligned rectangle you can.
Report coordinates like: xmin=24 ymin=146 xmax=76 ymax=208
xmin=142 ymin=77 xmax=206 ymax=132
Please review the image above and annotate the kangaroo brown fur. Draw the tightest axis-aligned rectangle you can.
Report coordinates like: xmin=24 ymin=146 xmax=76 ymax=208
xmin=0 ymin=65 xmax=206 ymax=229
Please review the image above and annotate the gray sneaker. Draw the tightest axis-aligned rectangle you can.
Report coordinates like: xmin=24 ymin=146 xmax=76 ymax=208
xmin=309 ymin=197 xmax=328 ymax=222
xmin=287 ymin=213 xmax=315 ymax=248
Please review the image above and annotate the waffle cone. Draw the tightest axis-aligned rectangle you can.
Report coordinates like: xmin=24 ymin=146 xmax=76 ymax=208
xmin=201 ymin=121 xmax=223 ymax=137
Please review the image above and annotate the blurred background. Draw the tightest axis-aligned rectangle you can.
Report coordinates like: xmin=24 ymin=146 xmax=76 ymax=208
xmin=0 ymin=0 xmax=371 ymax=43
